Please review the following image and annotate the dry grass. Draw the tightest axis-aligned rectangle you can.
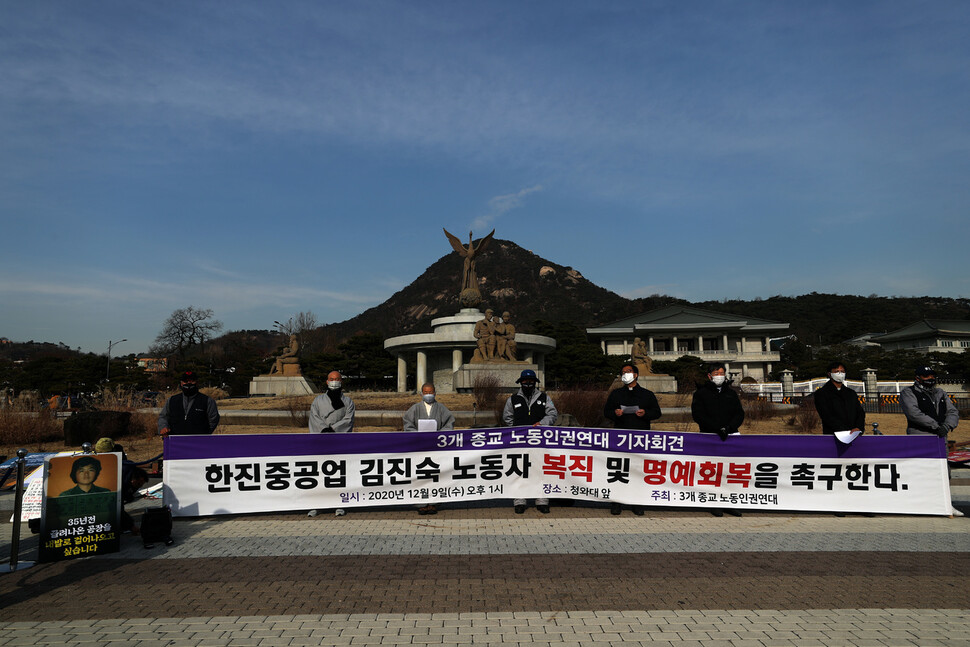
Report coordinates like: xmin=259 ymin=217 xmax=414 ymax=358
xmin=668 ymin=392 xmax=694 ymax=432
xmin=555 ymin=387 xmax=608 ymax=428
xmin=741 ymin=395 xmax=784 ymax=422
xmin=0 ymin=401 xmax=63 ymax=450
xmin=283 ymin=396 xmax=310 ymax=427
xmin=785 ymin=400 xmax=821 ymax=434
xmin=471 ymin=373 xmax=504 ymax=420
xmin=89 ymin=386 xmax=157 ymax=437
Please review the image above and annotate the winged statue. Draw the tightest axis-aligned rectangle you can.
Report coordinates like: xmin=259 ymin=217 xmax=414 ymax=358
xmin=443 ymin=228 xmax=495 ymax=293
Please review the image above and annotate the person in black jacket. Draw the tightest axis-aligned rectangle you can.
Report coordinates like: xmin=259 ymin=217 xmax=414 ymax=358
xmin=812 ymin=362 xmax=865 ymax=435
xmin=603 ymin=363 xmax=662 ymax=515
xmin=691 ymin=363 xmax=745 ymax=518
xmin=691 ymin=363 xmax=745 ymax=440
xmin=604 ymin=363 xmax=662 ymax=431
xmin=158 ymin=371 xmax=220 ymax=436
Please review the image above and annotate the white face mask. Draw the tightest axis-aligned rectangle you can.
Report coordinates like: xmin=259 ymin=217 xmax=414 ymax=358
xmin=830 ymin=372 xmax=845 ymax=384
xmin=621 ymin=372 xmax=636 ymax=385
xmin=711 ymin=375 xmax=726 ymax=386
xmin=327 ymin=380 xmax=342 ymax=390
xmin=422 ymin=393 xmax=435 ymax=404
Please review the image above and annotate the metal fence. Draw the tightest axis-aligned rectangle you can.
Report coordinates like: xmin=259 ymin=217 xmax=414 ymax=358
xmin=745 ymin=392 xmax=969 ymax=415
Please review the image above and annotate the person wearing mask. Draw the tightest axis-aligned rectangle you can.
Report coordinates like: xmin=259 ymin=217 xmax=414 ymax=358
xmin=503 ymin=369 xmax=558 ymax=514
xmin=691 ymin=363 xmax=745 ymax=440
xmin=158 ymin=371 xmax=220 ymax=436
xmin=691 ymin=362 xmax=745 ymax=517
xmin=901 ymin=366 xmax=959 ymax=437
xmin=307 ymin=370 xmax=355 ymax=517
xmin=603 ymin=363 xmax=662 ymax=515
xmin=309 ymin=371 xmax=356 ymax=434
xmin=812 ymin=362 xmax=865 ymax=435
xmin=403 ymin=383 xmax=455 ymax=433
xmin=403 ymin=383 xmax=455 ymax=515
xmin=604 ymin=363 xmax=662 ymax=431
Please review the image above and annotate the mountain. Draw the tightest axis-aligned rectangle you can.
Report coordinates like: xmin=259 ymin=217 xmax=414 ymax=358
xmin=319 ymin=237 xmax=969 ymax=346
xmin=322 ymin=237 xmax=684 ymax=340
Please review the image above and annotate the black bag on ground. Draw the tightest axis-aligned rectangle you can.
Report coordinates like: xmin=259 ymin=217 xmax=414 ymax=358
xmin=140 ymin=505 xmax=174 ymax=548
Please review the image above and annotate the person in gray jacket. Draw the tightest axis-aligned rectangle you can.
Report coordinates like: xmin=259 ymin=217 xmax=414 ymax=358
xmin=308 ymin=371 xmax=355 ymax=434
xmin=403 ymin=383 xmax=455 ymax=432
xmin=502 ymin=369 xmax=558 ymax=514
xmin=307 ymin=371 xmax=355 ymax=518
xmin=404 ymin=383 xmax=454 ymax=515
xmin=901 ymin=366 xmax=959 ymax=437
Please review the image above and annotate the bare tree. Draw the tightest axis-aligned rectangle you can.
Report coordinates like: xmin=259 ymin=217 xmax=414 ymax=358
xmin=275 ymin=311 xmax=318 ymax=354
xmin=151 ymin=306 xmax=223 ymax=358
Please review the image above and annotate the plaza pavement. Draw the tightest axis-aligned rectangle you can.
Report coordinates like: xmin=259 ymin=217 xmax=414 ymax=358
xmin=1 ymin=474 xmax=969 ymax=646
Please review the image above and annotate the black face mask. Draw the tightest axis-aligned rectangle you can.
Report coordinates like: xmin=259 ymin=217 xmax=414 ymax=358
xmin=181 ymin=384 xmax=199 ymax=397
xmin=918 ymin=378 xmax=936 ymax=389
xmin=521 ymin=384 xmax=536 ymax=396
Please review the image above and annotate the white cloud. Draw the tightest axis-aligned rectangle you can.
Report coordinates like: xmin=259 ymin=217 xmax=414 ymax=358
xmin=0 ymin=271 xmax=379 ymax=311
xmin=471 ymin=185 xmax=543 ymax=230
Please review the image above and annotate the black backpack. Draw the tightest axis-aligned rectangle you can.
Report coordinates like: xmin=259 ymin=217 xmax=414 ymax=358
xmin=140 ymin=506 xmax=174 ymax=549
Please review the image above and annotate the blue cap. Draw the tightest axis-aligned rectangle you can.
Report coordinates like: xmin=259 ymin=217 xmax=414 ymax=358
xmin=516 ymin=369 xmax=538 ymax=383
xmin=916 ymin=366 xmax=936 ymax=377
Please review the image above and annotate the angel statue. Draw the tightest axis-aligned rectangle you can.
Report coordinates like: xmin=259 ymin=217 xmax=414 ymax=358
xmin=443 ymin=228 xmax=495 ymax=308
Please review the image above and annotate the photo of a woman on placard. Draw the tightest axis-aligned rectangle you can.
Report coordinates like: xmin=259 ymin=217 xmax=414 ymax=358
xmin=59 ymin=456 xmax=112 ymax=496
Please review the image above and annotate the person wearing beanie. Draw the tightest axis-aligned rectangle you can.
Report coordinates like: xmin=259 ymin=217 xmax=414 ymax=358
xmin=503 ymin=369 xmax=558 ymax=514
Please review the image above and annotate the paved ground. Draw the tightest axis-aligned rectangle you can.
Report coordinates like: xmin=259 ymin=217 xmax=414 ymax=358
xmin=2 ymin=476 xmax=969 ymax=646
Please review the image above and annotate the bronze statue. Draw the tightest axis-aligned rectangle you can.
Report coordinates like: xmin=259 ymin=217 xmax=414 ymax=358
xmin=632 ymin=337 xmax=652 ymax=375
xmin=499 ymin=311 xmax=517 ymax=361
xmin=473 ymin=309 xmax=496 ymax=361
xmin=443 ymin=228 xmax=495 ymax=307
xmin=269 ymin=334 xmax=301 ymax=375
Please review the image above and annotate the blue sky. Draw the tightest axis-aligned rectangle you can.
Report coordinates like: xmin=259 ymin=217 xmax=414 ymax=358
xmin=2 ymin=1 xmax=968 ymax=355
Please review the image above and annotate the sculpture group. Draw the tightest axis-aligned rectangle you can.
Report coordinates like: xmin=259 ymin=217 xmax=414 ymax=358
xmin=472 ymin=309 xmax=518 ymax=363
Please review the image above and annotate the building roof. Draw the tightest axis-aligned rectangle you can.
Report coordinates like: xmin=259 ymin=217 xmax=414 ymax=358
xmin=870 ymin=319 xmax=970 ymax=343
xmin=587 ymin=305 xmax=789 ymax=335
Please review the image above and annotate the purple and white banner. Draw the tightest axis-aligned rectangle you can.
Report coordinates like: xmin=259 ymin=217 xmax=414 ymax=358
xmin=162 ymin=428 xmax=952 ymax=517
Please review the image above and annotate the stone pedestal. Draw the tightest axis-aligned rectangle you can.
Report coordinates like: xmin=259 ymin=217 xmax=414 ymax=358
xmin=452 ymin=363 xmax=544 ymax=393
xmin=249 ymin=376 xmax=317 ymax=397
xmin=638 ymin=375 xmax=677 ymax=393
xmin=385 ymin=308 xmax=556 ymax=393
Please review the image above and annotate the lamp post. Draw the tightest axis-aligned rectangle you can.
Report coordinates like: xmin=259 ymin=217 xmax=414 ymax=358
xmin=106 ymin=338 xmax=127 ymax=381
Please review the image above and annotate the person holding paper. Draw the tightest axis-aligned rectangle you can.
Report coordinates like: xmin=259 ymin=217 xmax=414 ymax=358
xmin=812 ymin=362 xmax=865 ymax=435
xmin=404 ymin=383 xmax=455 ymax=515
xmin=604 ymin=363 xmax=662 ymax=431
xmin=603 ymin=362 xmax=662 ymax=515
xmin=503 ymin=369 xmax=558 ymax=514
xmin=403 ymin=383 xmax=455 ymax=433
xmin=901 ymin=366 xmax=959 ymax=437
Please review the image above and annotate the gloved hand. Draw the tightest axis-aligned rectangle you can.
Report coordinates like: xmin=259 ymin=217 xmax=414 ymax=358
xmin=936 ymin=423 xmax=951 ymax=437
xmin=717 ymin=427 xmax=729 ymax=441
